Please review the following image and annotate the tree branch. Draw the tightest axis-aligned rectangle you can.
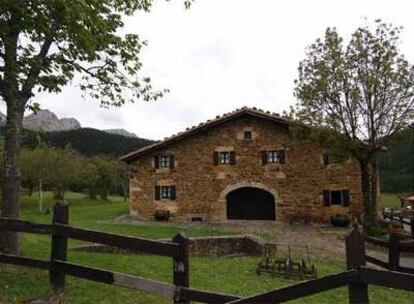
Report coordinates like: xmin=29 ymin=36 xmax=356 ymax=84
xmin=20 ymin=37 xmax=54 ymax=101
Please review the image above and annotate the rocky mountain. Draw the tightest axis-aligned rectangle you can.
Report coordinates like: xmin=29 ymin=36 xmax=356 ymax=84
xmin=104 ymin=128 xmax=138 ymax=138
xmin=22 ymin=109 xmax=81 ymax=131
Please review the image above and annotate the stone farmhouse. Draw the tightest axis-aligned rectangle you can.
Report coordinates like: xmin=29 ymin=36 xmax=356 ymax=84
xmin=121 ymin=107 xmax=363 ymax=223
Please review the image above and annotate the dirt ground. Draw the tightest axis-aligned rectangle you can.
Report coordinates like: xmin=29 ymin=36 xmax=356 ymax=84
xmin=210 ymin=220 xmax=359 ymax=260
xmin=114 ymin=215 xmax=413 ymax=267
xmin=211 ymin=220 xmax=414 ymax=268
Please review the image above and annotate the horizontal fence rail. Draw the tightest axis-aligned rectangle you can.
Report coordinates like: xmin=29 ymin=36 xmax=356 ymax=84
xmin=0 ymin=252 xmax=51 ymax=270
xmin=54 ymin=224 xmax=180 ymax=257
xmin=359 ymin=267 xmax=414 ymax=291
xmin=53 ymin=260 xmax=177 ymax=300
xmin=226 ymin=271 xmax=357 ymax=304
xmin=0 ymin=218 xmax=53 ymax=235
xmin=0 ymin=202 xmax=413 ymax=304
xmin=365 ymin=235 xmax=413 ymax=252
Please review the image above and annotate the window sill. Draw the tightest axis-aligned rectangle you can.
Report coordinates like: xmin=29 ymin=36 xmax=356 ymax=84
xmin=156 ymin=168 xmax=171 ymax=174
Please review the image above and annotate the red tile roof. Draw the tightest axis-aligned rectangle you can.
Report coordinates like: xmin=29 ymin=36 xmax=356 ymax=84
xmin=120 ymin=107 xmax=288 ymax=163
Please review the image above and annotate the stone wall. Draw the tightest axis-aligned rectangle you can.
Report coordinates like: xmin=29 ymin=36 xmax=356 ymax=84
xmin=71 ymin=235 xmax=263 ymax=256
xmin=129 ymin=116 xmax=362 ymax=223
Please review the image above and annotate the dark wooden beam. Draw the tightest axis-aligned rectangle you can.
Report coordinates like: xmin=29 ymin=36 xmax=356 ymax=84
xmin=0 ymin=253 xmax=50 ymax=270
xmin=0 ymin=218 xmax=53 ymax=235
xmin=225 ymin=271 xmax=357 ymax=303
xmin=54 ymin=224 xmax=179 ymax=257
xmin=53 ymin=261 xmax=176 ymax=299
xmin=359 ymin=267 xmax=414 ymax=292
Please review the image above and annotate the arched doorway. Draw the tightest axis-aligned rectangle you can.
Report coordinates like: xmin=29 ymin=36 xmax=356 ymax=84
xmin=226 ymin=187 xmax=276 ymax=220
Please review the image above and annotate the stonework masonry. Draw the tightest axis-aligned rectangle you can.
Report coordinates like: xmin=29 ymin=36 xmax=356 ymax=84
xmin=126 ymin=111 xmax=363 ymax=223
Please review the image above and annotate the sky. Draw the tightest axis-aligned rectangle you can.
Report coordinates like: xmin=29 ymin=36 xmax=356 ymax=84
xmin=4 ymin=0 xmax=414 ymax=140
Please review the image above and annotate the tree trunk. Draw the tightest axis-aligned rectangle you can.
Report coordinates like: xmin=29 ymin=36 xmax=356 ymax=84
xmin=88 ymin=187 xmax=97 ymax=200
xmin=371 ymin=156 xmax=380 ymax=222
xmin=0 ymin=103 xmax=25 ymax=254
xmin=53 ymin=187 xmax=65 ymax=200
xmin=100 ymin=187 xmax=108 ymax=201
xmin=38 ymin=179 xmax=43 ymax=213
xmin=359 ymin=159 xmax=376 ymax=231
xmin=27 ymin=184 xmax=34 ymax=196
xmin=122 ymin=182 xmax=128 ymax=202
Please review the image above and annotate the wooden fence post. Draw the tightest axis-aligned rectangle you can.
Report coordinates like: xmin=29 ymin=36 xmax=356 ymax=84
xmin=410 ymin=218 xmax=414 ymax=239
xmin=388 ymin=233 xmax=400 ymax=271
xmin=50 ymin=201 xmax=69 ymax=293
xmin=345 ymin=227 xmax=369 ymax=304
xmin=172 ymin=233 xmax=190 ymax=304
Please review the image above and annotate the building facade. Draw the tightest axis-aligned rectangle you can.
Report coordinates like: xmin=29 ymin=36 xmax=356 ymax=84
xmin=121 ymin=107 xmax=363 ymax=223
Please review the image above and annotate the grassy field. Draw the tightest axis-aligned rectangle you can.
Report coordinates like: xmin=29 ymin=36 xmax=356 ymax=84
xmin=0 ymin=192 xmax=412 ymax=303
xmin=379 ymin=192 xmax=404 ymax=210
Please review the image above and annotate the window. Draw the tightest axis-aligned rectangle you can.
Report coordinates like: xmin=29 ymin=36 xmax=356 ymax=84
xmin=154 ymin=155 xmax=175 ymax=169
xmin=159 ymin=155 xmax=170 ymax=168
xmin=155 ymin=185 xmax=176 ymax=200
xmin=214 ymin=151 xmax=236 ymax=165
xmin=160 ymin=186 xmax=172 ymax=199
xmin=219 ymin=152 xmax=230 ymax=164
xmin=267 ymin=151 xmax=279 ymax=163
xmin=261 ymin=150 xmax=286 ymax=164
xmin=323 ymin=153 xmax=348 ymax=165
xmin=323 ymin=189 xmax=350 ymax=206
xmin=244 ymin=131 xmax=252 ymax=140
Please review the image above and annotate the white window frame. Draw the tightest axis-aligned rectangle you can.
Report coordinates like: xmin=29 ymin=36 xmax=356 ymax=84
xmin=160 ymin=186 xmax=172 ymax=199
xmin=219 ymin=152 xmax=231 ymax=164
xmin=267 ymin=150 xmax=279 ymax=163
xmin=159 ymin=155 xmax=170 ymax=168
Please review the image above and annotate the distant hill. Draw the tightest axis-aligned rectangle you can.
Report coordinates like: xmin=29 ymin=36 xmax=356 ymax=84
xmin=0 ymin=109 xmax=152 ymax=157
xmin=16 ymin=127 xmax=154 ymax=157
xmin=22 ymin=109 xmax=81 ymax=132
xmin=103 ymin=128 xmax=138 ymax=138
xmin=379 ymin=126 xmax=414 ymax=193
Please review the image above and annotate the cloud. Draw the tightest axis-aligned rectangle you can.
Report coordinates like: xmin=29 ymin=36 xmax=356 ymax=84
xmin=2 ymin=0 xmax=412 ymax=140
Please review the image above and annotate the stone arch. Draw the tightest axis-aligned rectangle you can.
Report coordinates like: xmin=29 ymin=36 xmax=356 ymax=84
xmin=218 ymin=181 xmax=279 ymax=221
xmin=218 ymin=181 xmax=279 ymax=202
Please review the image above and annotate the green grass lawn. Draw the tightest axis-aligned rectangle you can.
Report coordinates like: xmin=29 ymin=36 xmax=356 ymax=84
xmin=379 ymin=192 xmax=404 ymax=210
xmin=0 ymin=192 xmax=413 ymax=303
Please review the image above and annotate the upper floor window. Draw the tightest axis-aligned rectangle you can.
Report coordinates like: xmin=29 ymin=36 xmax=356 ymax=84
xmin=213 ymin=151 xmax=236 ymax=165
xmin=159 ymin=155 xmax=170 ymax=168
xmin=244 ymin=131 xmax=252 ymax=140
xmin=155 ymin=185 xmax=176 ymax=200
xmin=323 ymin=189 xmax=350 ymax=207
xmin=219 ymin=152 xmax=230 ymax=164
xmin=154 ymin=154 xmax=175 ymax=169
xmin=261 ymin=150 xmax=286 ymax=164
xmin=323 ymin=153 xmax=348 ymax=165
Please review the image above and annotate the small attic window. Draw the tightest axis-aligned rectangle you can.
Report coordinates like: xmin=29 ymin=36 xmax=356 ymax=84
xmin=244 ymin=131 xmax=252 ymax=140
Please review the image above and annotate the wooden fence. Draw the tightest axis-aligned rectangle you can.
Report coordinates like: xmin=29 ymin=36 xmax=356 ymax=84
xmin=0 ymin=202 xmax=413 ymax=303
xmin=365 ymin=233 xmax=414 ymax=274
xmin=382 ymin=209 xmax=414 ymax=238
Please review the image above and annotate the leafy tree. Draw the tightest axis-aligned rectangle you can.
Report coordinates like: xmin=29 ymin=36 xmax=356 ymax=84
xmin=47 ymin=146 xmax=81 ymax=200
xmin=0 ymin=0 xmax=191 ymax=253
xmin=379 ymin=126 xmax=414 ymax=193
xmin=88 ymin=156 xmax=127 ymax=200
xmin=292 ymin=21 xmax=414 ymax=230
xmin=20 ymin=144 xmax=81 ymax=201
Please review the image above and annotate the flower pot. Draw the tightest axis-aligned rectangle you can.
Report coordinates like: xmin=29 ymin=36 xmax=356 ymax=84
xmin=389 ymin=221 xmax=403 ymax=234
xmin=154 ymin=210 xmax=170 ymax=221
xmin=330 ymin=214 xmax=351 ymax=227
